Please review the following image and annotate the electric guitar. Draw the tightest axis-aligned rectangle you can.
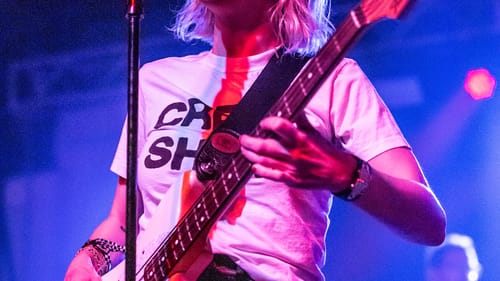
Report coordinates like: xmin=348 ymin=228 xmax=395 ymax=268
xmin=103 ymin=0 xmax=415 ymax=280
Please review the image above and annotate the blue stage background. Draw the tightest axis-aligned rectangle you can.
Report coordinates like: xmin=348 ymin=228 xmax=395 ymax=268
xmin=1 ymin=0 xmax=498 ymax=280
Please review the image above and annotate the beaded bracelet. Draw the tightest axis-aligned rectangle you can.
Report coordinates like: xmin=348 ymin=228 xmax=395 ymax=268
xmin=78 ymin=245 xmax=109 ymax=275
xmin=76 ymin=238 xmax=126 ymax=276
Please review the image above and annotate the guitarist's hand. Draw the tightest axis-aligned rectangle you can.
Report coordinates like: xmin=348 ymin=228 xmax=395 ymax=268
xmin=240 ymin=114 xmax=358 ymax=193
xmin=64 ymin=253 xmax=101 ymax=281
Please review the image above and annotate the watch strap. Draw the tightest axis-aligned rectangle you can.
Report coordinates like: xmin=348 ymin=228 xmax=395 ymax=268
xmin=334 ymin=158 xmax=371 ymax=201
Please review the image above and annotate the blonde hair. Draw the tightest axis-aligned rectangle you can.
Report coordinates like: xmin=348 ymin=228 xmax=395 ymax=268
xmin=172 ymin=0 xmax=334 ymax=55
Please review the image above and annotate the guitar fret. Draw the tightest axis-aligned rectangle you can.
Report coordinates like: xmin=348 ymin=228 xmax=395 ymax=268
xmin=201 ymin=196 xmax=210 ymax=219
xmin=350 ymin=9 xmax=362 ymax=28
xmin=281 ymin=94 xmax=291 ymax=116
xmin=158 ymin=259 xmax=166 ymax=277
xmin=181 ymin=224 xmax=191 ymax=246
xmin=221 ymin=173 xmax=229 ymax=192
xmin=216 ymin=185 xmax=228 ymax=202
xmin=299 ymin=80 xmax=308 ymax=96
xmin=232 ymin=160 xmax=241 ymax=181
xmin=184 ymin=213 xmax=195 ymax=237
xmin=147 ymin=266 xmax=159 ymax=281
xmin=166 ymin=252 xmax=173 ymax=270
xmin=194 ymin=200 xmax=207 ymax=225
xmin=193 ymin=202 xmax=205 ymax=230
xmin=177 ymin=232 xmax=186 ymax=251
xmin=212 ymin=187 xmax=220 ymax=207
xmin=313 ymin=59 xmax=325 ymax=75
xmin=147 ymin=269 xmax=153 ymax=279
xmin=193 ymin=210 xmax=202 ymax=230
xmin=332 ymin=37 xmax=342 ymax=53
xmin=222 ymin=176 xmax=231 ymax=195
xmin=158 ymin=249 xmax=169 ymax=267
xmin=204 ymin=192 xmax=216 ymax=210
xmin=184 ymin=216 xmax=193 ymax=242
xmin=172 ymin=244 xmax=179 ymax=260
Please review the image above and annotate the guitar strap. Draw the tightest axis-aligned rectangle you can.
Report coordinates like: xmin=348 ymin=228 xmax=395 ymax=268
xmin=194 ymin=48 xmax=311 ymax=181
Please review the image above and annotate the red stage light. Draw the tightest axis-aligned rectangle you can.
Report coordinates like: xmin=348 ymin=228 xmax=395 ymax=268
xmin=464 ymin=68 xmax=496 ymax=100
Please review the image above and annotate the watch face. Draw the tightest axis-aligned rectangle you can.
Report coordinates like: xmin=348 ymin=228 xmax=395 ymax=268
xmin=347 ymin=180 xmax=368 ymax=201
xmin=333 ymin=160 xmax=371 ymax=201
xmin=347 ymin=161 xmax=371 ymax=201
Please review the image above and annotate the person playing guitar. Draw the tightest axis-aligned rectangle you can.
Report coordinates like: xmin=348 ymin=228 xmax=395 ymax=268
xmin=64 ymin=0 xmax=446 ymax=280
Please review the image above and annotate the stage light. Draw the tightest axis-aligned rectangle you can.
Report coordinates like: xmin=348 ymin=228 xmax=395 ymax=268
xmin=464 ymin=68 xmax=496 ymax=100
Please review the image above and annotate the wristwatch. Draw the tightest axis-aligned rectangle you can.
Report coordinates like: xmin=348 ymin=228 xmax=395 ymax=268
xmin=334 ymin=158 xmax=371 ymax=201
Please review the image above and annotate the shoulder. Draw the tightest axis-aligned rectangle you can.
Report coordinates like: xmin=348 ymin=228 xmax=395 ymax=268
xmin=138 ymin=51 xmax=218 ymax=92
xmin=332 ymin=58 xmax=368 ymax=80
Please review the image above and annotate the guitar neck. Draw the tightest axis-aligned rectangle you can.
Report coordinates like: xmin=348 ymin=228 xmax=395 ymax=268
xmin=272 ymin=6 xmax=368 ymax=123
xmin=143 ymin=3 xmax=398 ymax=280
xmin=143 ymin=152 xmax=254 ymax=280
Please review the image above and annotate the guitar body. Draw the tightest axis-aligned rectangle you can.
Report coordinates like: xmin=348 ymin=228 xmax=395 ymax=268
xmin=102 ymin=172 xmax=213 ymax=281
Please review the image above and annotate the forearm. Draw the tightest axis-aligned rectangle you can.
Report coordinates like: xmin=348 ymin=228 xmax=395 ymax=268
xmin=73 ymin=215 xmax=126 ymax=277
xmin=76 ymin=177 xmax=128 ymax=274
xmin=65 ymin=179 xmax=128 ymax=280
xmin=353 ymin=167 xmax=446 ymax=245
xmin=88 ymin=215 xmax=127 ymax=265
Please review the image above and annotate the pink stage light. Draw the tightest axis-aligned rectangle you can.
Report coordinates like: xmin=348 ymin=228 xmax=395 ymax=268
xmin=464 ymin=68 xmax=496 ymax=100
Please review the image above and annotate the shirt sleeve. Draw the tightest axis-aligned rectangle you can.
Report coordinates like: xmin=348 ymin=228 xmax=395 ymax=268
xmin=110 ymin=118 xmax=129 ymax=178
xmin=330 ymin=59 xmax=410 ymax=161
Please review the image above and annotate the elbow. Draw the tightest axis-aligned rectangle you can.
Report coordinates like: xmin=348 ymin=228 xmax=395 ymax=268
xmin=419 ymin=207 xmax=447 ymax=246
xmin=415 ymin=188 xmax=448 ymax=246
xmin=425 ymin=221 xmax=446 ymax=246
xmin=432 ymin=210 xmax=447 ymax=246
xmin=400 ymin=202 xmax=447 ymax=246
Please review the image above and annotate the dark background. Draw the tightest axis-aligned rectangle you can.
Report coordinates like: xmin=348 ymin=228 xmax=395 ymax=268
xmin=1 ymin=0 xmax=498 ymax=280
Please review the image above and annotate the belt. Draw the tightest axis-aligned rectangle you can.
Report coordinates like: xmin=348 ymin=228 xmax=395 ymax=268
xmin=197 ymin=254 xmax=255 ymax=281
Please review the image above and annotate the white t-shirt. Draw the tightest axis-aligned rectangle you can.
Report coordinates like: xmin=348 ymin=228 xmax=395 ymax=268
xmin=110 ymin=48 xmax=409 ymax=280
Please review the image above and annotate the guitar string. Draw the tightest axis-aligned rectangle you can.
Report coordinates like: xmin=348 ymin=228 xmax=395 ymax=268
xmin=144 ymin=27 xmax=362 ymax=281
xmin=144 ymin=154 xmax=252 ymax=280
xmin=142 ymin=8 xmax=367 ymax=281
xmin=268 ymin=10 xmax=363 ymax=124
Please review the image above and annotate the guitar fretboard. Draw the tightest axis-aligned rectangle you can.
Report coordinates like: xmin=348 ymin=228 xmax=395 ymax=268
xmin=142 ymin=6 xmax=369 ymax=281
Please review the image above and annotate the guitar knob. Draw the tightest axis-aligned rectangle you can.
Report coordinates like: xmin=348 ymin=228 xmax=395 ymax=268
xmin=194 ymin=128 xmax=240 ymax=182
xmin=197 ymin=160 xmax=216 ymax=181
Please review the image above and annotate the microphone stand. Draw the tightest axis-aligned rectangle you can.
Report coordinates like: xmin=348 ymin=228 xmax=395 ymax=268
xmin=126 ymin=1 xmax=143 ymax=280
